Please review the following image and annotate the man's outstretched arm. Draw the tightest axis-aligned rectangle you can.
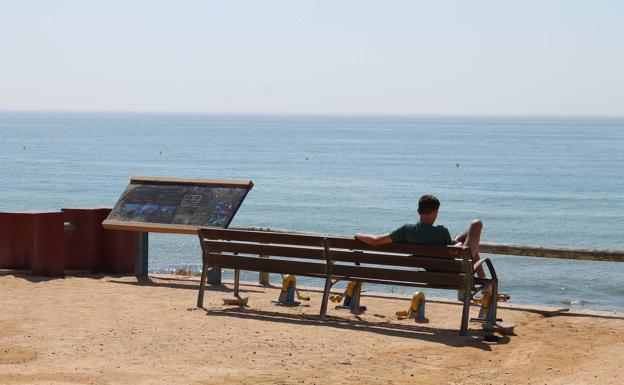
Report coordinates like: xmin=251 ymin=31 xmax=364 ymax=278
xmin=354 ymin=233 xmax=393 ymax=246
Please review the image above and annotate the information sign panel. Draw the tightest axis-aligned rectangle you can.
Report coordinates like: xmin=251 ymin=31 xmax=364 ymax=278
xmin=102 ymin=176 xmax=253 ymax=234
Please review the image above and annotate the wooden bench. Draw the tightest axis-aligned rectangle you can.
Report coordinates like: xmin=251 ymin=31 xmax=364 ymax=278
xmin=196 ymin=228 xmax=500 ymax=335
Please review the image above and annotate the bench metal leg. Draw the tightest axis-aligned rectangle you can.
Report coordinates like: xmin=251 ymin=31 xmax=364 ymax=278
xmin=319 ymin=276 xmax=332 ymax=321
xmin=197 ymin=228 xmax=209 ymax=308
xmin=460 ymin=286 xmax=471 ymax=336
xmin=197 ymin=262 xmax=208 ymax=308
xmin=234 ymin=268 xmax=240 ymax=297
xmin=319 ymin=238 xmax=334 ymax=321
xmin=489 ymin=279 xmax=499 ymax=324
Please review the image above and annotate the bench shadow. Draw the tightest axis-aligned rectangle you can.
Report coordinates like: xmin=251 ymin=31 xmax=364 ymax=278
xmin=109 ymin=277 xmax=265 ymax=294
xmin=342 ymin=292 xmax=624 ymax=321
xmin=201 ymin=306 xmax=505 ymax=350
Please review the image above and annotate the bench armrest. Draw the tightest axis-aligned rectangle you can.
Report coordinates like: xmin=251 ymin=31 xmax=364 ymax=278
xmin=473 ymin=257 xmax=497 ymax=280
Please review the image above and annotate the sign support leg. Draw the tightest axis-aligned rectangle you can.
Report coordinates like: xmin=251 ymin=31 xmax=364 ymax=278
xmin=134 ymin=232 xmax=149 ymax=277
xmin=208 ymin=266 xmax=222 ymax=284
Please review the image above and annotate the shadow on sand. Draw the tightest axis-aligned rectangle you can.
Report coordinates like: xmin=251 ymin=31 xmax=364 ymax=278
xmin=201 ymin=305 xmax=508 ymax=350
xmin=0 ymin=269 xmax=68 ymax=283
xmin=110 ymin=276 xmax=266 ymax=294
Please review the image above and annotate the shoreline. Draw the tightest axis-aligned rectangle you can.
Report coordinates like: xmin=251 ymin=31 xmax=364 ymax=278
xmin=1 ymin=272 xmax=623 ymax=384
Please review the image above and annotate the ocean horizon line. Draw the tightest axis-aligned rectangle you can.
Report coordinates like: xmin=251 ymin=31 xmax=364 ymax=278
xmin=2 ymin=109 xmax=624 ymax=122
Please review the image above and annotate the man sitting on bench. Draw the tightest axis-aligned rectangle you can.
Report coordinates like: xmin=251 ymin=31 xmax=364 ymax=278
xmin=354 ymin=194 xmax=485 ymax=277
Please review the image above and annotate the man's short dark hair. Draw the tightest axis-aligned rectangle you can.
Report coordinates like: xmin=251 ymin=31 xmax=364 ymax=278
xmin=418 ymin=195 xmax=440 ymax=214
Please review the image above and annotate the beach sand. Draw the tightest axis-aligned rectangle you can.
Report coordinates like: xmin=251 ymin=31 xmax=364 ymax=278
xmin=1 ymin=272 xmax=622 ymax=385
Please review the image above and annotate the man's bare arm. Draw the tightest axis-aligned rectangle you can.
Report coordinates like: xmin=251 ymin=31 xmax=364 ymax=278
xmin=354 ymin=233 xmax=393 ymax=246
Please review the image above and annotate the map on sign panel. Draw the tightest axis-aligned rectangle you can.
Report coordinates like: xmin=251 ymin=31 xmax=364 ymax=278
xmin=105 ymin=177 xmax=253 ymax=229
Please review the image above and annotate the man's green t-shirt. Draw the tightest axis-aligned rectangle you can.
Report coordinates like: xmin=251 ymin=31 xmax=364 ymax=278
xmin=389 ymin=222 xmax=453 ymax=246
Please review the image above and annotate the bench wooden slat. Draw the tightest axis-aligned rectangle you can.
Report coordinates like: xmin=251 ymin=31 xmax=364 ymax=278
xmin=330 ymin=264 xmax=465 ymax=287
xmin=328 ymin=238 xmax=466 ymax=259
xmin=201 ymin=228 xmax=326 ymax=247
xmin=328 ymin=251 xmax=464 ymax=272
xmin=207 ymin=252 xmax=464 ymax=287
xmin=200 ymin=228 xmax=467 ymax=259
xmin=204 ymin=240 xmax=326 ymax=260
xmin=208 ymin=253 xmax=327 ymax=277
xmin=347 ymin=277 xmax=464 ymax=291
xmin=203 ymin=239 xmax=464 ymax=272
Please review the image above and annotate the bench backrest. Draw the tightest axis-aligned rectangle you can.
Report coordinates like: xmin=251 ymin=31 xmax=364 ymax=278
xmin=198 ymin=228 xmax=474 ymax=290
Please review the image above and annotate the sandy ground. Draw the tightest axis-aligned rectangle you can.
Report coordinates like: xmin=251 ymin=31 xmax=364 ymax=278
xmin=0 ymin=271 xmax=623 ymax=385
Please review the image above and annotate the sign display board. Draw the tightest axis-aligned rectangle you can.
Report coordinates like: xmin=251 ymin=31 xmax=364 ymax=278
xmin=102 ymin=176 xmax=253 ymax=234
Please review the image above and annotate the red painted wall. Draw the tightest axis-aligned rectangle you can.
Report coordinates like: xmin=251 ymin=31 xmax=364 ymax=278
xmin=0 ymin=207 xmax=138 ymax=276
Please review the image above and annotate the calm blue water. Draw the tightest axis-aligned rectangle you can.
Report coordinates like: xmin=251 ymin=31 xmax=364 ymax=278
xmin=1 ymin=112 xmax=623 ymax=311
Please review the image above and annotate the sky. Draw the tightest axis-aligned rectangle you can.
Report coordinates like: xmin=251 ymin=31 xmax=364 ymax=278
xmin=1 ymin=0 xmax=623 ymax=116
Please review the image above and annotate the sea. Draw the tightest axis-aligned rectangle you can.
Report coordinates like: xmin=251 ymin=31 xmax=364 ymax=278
xmin=1 ymin=112 xmax=623 ymax=311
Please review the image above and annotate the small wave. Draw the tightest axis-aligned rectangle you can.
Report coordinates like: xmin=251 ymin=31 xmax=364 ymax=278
xmin=560 ymin=298 xmax=591 ymax=307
